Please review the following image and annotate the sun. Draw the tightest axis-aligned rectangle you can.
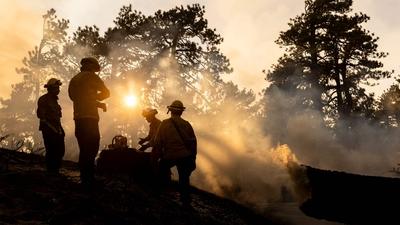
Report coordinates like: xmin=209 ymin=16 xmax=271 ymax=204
xmin=124 ymin=95 xmax=138 ymax=107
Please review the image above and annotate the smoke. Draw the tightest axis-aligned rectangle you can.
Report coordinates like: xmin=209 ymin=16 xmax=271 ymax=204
xmin=0 ymin=1 xmax=44 ymax=99
xmin=264 ymin=86 xmax=400 ymax=177
xmin=47 ymin=45 xmax=400 ymax=212
xmin=66 ymin=51 xmax=295 ymax=208
xmin=4 ymin=3 xmax=400 ymax=215
xmin=133 ymin=59 xmax=298 ymax=207
xmin=287 ymin=112 xmax=398 ymax=175
xmin=190 ymin=115 xmax=295 ymax=206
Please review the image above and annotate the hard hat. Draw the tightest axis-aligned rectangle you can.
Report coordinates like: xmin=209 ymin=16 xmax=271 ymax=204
xmin=167 ymin=100 xmax=186 ymax=111
xmin=44 ymin=78 xmax=62 ymax=88
xmin=142 ymin=108 xmax=158 ymax=117
xmin=80 ymin=57 xmax=100 ymax=67
xmin=80 ymin=57 xmax=100 ymax=72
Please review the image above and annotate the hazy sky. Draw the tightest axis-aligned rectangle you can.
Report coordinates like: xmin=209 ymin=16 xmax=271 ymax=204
xmin=1 ymin=0 xmax=399 ymax=99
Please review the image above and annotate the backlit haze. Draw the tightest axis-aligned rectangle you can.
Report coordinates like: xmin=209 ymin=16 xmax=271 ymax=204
xmin=1 ymin=0 xmax=400 ymax=99
xmin=2 ymin=0 xmax=400 ymax=209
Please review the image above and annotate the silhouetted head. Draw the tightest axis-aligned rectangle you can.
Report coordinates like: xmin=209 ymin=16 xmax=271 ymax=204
xmin=44 ymin=78 xmax=62 ymax=96
xmin=167 ymin=100 xmax=185 ymax=116
xmin=142 ymin=108 xmax=158 ymax=122
xmin=80 ymin=57 xmax=100 ymax=72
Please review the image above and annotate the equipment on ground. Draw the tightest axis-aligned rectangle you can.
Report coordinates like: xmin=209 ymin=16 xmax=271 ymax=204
xmin=96 ymin=135 xmax=154 ymax=180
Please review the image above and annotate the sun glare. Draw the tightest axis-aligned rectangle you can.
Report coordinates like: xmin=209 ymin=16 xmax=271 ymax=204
xmin=124 ymin=95 xmax=138 ymax=107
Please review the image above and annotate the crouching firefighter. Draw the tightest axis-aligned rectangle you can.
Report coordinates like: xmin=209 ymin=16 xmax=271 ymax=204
xmin=138 ymin=108 xmax=161 ymax=152
xmin=154 ymin=100 xmax=197 ymax=208
xmin=37 ymin=78 xmax=65 ymax=174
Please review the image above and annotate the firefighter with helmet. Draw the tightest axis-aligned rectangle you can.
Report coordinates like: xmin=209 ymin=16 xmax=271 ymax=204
xmin=68 ymin=57 xmax=110 ymax=186
xmin=138 ymin=108 xmax=161 ymax=152
xmin=37 ymin=78 xmax=65 ymax=174
xmin=154 ymin=100 xmax=197 ymax=208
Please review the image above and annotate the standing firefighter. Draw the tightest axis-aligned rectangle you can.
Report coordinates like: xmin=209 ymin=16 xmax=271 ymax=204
xmin=154 ymin=100 xmax=197 ymax=208
xmin=37 ymin=78 xmax=65 ymax=174
xmin=138 ymin=108 xmax=161 ymax=152
xmin=68 ymin=57 xmax=110 ymax=186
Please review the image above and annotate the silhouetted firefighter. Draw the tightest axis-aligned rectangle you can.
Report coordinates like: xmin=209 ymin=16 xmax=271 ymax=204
xmin=68 ymin=57 xmax=110 ymax=186
xmin=37 ymin=78 xmax=65 ymax=174
xmin=138 ymin=108 xmax=161 ymax=152
xmin=154 ymin=100 xmax=197 ymax=208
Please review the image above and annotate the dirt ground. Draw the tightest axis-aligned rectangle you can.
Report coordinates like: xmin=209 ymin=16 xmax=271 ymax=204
xmin=0 ymin=149 xmax=342 ymax=225
xmin=0 ymin=149 xmax=276 ymax=225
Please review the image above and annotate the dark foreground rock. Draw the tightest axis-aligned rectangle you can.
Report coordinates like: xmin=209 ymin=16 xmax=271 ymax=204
xmin=0 ymin=148 xmax=277 ymax=225
xmin=294 ymin=165 xmax=400 ymax=225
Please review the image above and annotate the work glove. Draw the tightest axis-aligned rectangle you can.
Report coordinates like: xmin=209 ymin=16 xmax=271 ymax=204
xmin=138 ymin=145 xmax=148 ymax=152
xmin=138 ymin=138 xmax=145 ymax=145
xmin=99 ymin=103 xmax=107 ymax=112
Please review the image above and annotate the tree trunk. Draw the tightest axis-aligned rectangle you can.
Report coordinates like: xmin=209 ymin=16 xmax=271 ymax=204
xmin=342 ymin=64 xmax=353 ymax=118
xmin=309 ymin=22 xmax=323 ymax=113
xmin=333 ymin=46 xmax=345 ymax=119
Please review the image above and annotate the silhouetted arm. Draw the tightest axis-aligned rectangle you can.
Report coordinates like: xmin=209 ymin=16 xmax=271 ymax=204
xmin=187 ymin=123 xmax=197 ymax=156
xmin=153 ymin=121 xmax=165 ymax=158
xmin=68 ymin=79 xmax=78 ymax=102
xmin=36 ymin=97 xmax=46 ymax=120
xmin=95 ymin=76 xmax=110 ymax=101
xmin=96 ymin=101 xmax=107 ymax=112
xmin=37 ymin=96 xmax=62 ymax=134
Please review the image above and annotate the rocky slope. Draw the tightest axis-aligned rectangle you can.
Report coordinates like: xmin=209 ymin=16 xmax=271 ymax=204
xmin=0 ymin=149 xmax=277 ymax=225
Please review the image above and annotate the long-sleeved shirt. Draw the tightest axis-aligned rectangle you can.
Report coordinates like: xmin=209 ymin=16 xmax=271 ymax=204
xmin=68 ymin=71 xmax=110 ymax=120
xmin=143 ymin=118 xmax=161 ymax=146
xmin=37 ymin=93 xmax=63 ymax=132
xmin=154 ymin=116 xmax=197 ymax=160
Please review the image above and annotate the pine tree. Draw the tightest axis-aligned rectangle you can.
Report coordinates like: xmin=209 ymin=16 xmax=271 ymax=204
xmin=377 ymin=80 xmax=400 ymax=128
xmin=264 ymin=0 xmax=391 ymax=127
xmin=1 ymin=5 xmax=254 ymax=152
xmin=0 ymin=9 xmax=69 ymax=151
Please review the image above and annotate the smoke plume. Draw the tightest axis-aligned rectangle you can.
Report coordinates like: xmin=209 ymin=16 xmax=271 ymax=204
xmin=2 ymin=3 xmax=400 ymax=214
